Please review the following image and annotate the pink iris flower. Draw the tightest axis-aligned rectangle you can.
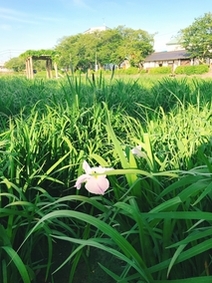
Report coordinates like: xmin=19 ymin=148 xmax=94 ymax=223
xmin=75 ymin=160 xmax=113 ymax=195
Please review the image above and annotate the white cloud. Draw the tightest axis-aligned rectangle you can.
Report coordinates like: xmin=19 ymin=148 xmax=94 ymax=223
xmin=0 ymin=7 xmax=63 ymax=25
xmin=0 ymin=7 xmax=40 ymax=24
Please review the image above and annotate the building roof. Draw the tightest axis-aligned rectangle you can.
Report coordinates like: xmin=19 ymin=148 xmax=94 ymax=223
xmin=144 ymin=50 xmax=190 ymax=62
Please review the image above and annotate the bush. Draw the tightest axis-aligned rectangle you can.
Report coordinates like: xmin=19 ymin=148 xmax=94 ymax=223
xmin=175 ymin=64 xmax=209 ymax=75
xmin=115 ymin=67 xmax=142 ymax=75
xmin=149 ymin=66 xmax=172 ymax=74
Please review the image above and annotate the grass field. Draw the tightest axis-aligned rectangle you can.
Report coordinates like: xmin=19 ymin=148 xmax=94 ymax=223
xmin=0 ymin=73 xmax=212 ymax=283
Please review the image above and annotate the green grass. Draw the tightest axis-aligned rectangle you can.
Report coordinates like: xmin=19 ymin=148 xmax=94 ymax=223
xmin=0 ymin=73 xmax=212 ymax=282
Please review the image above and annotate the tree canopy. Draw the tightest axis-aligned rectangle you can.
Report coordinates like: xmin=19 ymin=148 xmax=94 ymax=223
xmin=180 ymin=13 xmax=212 ymax=63
xmin=5 ymin=54 xmax=49 ymax=72
xmin=19 ymin=49 xmax=60 ymax=62
xmin=4 ymin=49 xmax=60 ymax=73
xmin=55 ymin=26 xmax=154 ymax=71
xmin=4 ymin=57 xmax=25 ymax=72
xmin=5 ymin=26 xmax=154 ymax=72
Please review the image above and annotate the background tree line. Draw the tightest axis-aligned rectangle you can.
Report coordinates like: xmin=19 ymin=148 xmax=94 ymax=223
xmin=5 ymin=26 xmax=154 ymax=72
xmin=179 ymin=12 xmax=212 ymax=64
xmin=4 ymin=13 xmax=212 ymax=72
xmin=55 ymin=25 xmax=154 ymax=71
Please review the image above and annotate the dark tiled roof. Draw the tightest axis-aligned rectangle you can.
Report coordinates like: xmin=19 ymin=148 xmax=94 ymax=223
xmin=144 ymin=50 xmax=191 ymax=62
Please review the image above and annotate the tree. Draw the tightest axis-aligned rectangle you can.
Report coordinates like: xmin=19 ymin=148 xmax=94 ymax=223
xmin=4 ymin=57 xmax=25 ymax=72
xmin=56 ymin=31 xmax=121 ymax=71
xmin=55 ymin=34 xmax=85 ymax=70
xmin=94 ymin=29 xmax=123 ymax=66
xmin=115 ymin=26 xmax=154 ymax=67
xmin=5 ymin=49 xmax=59 ymax=73
xmin=180 ymin=13 xmax=212 ymax=63
xmin=55 ymin=26 xmax=154 ymax=71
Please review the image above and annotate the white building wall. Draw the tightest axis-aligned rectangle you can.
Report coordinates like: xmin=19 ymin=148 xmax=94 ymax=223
xmin=166 ymin=44 xmax=184 ymax=52
xmin=143 ymin=59 xmax=182 ymax=70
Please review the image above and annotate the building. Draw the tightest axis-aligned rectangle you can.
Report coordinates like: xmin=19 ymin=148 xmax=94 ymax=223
xmin=143 ymin=35 xmax=193 ymax=71
xmin=83 ymin=25 xmax=110 ymax=34
xmin=143 ymin=50 xmax=192 ymax=71
xmin=165 ymin=36 xmax=184 ymax=51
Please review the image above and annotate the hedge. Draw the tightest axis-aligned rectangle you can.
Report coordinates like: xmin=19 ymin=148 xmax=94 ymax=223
xmin=175 ymin=65 xmax=209 ymax=75
xmin=148 ymin=66 xmax=172 ymax=74
xmin=115 ymin=67 xmax=145 ymax=75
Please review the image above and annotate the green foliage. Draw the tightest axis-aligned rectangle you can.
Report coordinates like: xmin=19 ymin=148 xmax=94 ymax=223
xmin=175 ymin=65 xmax=209 ymax=75
xmin=19 ymin=49 xmax=59 ymax=61
xmin=180 ymin=12 xmax=212 ymax=63
xmin=114 ymin=26 xmax=155 ymax=65
xmin=1 ymin=75 xmax=212 ymax=282
xmin=8 ymin=26 xmax=154 ymax=73
xmin=115 ymin=66 xmax=141 ymax=75
xmin=4 ymin=57 xmax=25 ymax=72
xmin=32 ymin=60 xmax=47 ymax=71
xmin=55 ymin=26 xmax=154 ymax=71
xmin=5 ymin=50 xmax=60 ymax=73
xmin=149 ymin=66 xmax=172 ymax=74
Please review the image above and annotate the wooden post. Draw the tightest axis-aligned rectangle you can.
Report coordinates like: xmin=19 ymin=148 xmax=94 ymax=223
xmin=46 ymin=59 xmax=52 ymax=79
xmin=29 ymin=56 xmax=33 ymax=79
xmin=26 ymin=58 xmax=29 ymax=79
xmin=54 ymin=62 xmax=58 ymax=78
xmin=49 ymin=59 xmax=53 ymax=79
xmin=45 ymin=60 xmax=48 ymax=79
xmin=25 ymin=55 xmax=55 ymax=79
xmin=46 ymin=59 xmax=49 ymax=78
xmin=26 ymin=57 xmax=33 ymax=79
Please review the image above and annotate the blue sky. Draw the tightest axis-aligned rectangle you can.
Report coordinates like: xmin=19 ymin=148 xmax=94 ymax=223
xmin=0 ymin=0 xmax=212 ymax=64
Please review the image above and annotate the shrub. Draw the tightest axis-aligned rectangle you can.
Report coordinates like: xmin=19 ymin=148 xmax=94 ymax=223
xmin=149 ymin=66 xmax=172 ymax=74
xmin=175 ymin=64 xmax=209 ymax=75
xmin=115 ymin=67 xmax=141 ymax=75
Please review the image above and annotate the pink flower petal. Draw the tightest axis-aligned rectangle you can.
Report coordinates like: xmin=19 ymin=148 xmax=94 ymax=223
xmin=82 ymin=160 xmax=91 ymax=174
xmin=85 ymin=176 xmax=109 ymax=195
xmin=75 ymin=161 xmax=113 ymax=195
xmin=75 ymin=174 xmax=89 ymax=190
